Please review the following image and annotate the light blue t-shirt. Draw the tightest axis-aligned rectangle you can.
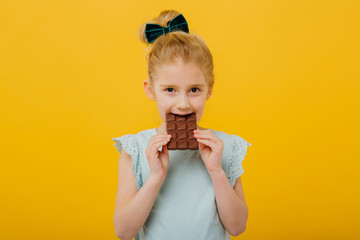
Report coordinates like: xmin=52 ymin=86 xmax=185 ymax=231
xmin=112 ymin=128 xmax=252 ymax=240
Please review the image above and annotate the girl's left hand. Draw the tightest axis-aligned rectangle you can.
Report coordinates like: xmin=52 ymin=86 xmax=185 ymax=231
xmin=193 ymin=129 xmax=224 ymax=174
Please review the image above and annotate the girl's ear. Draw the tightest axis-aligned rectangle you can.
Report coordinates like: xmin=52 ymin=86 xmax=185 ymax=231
xmin=206 ymin=88 xmax=213 ymax=100
xmin=143 ymin=79 xmax=156 ymax=101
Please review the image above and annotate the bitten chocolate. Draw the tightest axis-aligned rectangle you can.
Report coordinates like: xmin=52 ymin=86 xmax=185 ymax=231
xmin=166 ymin=113 xmax=199 ymax=150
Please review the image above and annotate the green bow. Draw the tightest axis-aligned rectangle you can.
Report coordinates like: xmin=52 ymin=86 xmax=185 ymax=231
xmin=145 ymin=14 xmax=189 ymax=44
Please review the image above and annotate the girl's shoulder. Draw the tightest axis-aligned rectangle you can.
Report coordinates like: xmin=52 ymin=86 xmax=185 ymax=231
xmin=112 ymin=129 xmax=156 ymax=190
xmin=208 ymin=128 xmax=252 ymax=186
xmin=112 ymin=128 xmax=156 ymax=155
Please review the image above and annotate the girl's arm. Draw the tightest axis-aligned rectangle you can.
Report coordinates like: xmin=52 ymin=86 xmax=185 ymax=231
xmin=209 ymin=169 xmax=248 ymax=236
xmin=193 ymin=129 xmax=248 ymax=236
xmin=113 ymin=149 xmax=164 ymax=240
xmin=113 ymin=133 xmax=170 ymax=240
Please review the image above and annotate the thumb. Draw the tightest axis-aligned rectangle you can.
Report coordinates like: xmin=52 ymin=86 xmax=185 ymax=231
xmin=162 ymin=143 xmax=169 ymax=155
xmin=198 ymin=141 xmax=206 ymax=151
xmin=161 ymin=144 xmax=169 ymax=167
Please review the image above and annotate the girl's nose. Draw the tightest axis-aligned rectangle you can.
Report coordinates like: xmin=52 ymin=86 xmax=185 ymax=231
xmin=176 ymin=94 xmax=191 ymax=110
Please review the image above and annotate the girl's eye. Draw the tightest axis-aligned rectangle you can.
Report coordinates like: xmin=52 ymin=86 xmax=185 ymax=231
xmin=191 ymin=88 xmax=200 ymax=93
xmin=165 ymin=88 xmax=174 ymax=93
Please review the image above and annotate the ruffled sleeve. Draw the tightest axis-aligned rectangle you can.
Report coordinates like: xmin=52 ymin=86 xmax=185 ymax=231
xmin=112 ymin=134 xmax=143 ymax=190
xmin=227 ymin=135 xmax=252 ymax=187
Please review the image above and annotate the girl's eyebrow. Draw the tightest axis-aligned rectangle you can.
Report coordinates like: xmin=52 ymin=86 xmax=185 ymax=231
xmin=160 ymin=84 xmax=206 ymax=88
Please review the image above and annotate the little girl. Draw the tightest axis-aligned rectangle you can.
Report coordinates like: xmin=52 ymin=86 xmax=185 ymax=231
xmin=112 ymin=10 xmax=252 ymax=240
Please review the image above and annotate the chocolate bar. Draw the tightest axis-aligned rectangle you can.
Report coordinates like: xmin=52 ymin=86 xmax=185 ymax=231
xmin=166 ymin=113 xmax=199 ymax=150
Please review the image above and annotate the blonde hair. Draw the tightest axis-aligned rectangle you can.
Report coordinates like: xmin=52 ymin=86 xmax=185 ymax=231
xmin=138 ymin=10 xmax=214 ymax=92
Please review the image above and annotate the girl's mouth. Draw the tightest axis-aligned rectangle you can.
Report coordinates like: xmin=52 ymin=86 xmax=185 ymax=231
xmin=172 ymin=112 xmax=193 ymax=117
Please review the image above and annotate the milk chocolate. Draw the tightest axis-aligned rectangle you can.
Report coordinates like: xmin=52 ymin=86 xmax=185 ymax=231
xmin=166 ymin=113 xmax=199 ymax=150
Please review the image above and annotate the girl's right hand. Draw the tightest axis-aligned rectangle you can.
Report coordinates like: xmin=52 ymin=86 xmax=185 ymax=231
xmin=145 ymin=133 xmax=171 ymax=181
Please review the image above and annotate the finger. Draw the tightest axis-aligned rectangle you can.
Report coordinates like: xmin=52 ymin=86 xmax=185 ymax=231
xmin=150 ymin=133 xmax=171 ymax=143
xmin=149 ymin=138 xmax=171 ymax=156
xmin=148 ymin=134 xmax=171 ymax=147
xmin=151 ymin=138 xmax=170 ymax=153
xmin=193 ymin=129 xmax=215 ymax=137
xmin=161 ymin=143 xmax=169 ymax=155
xmin=196 ymin=138 xmax=217 ymax=149
xmin=147 ymin=133 xmax=171 ymax=157
xmin=197 ymin=141 xmax=208 ymax=151
xmin=193 ymin=130 xmax=218 ymax=143
xmin=160 ymin=144 xmax=169 ymax=167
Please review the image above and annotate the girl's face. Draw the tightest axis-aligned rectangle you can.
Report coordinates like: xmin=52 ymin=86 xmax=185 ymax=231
xmin=144 ymin=58 xmax=212 ymax=125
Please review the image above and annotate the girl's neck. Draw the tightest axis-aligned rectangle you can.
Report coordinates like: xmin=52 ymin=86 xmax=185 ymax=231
xmin=156 ymin=121 xmax=207 ymax=134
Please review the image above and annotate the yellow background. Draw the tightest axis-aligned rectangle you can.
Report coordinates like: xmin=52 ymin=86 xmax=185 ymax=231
xmin=1 ymin=0 xmax=359 ymax=239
